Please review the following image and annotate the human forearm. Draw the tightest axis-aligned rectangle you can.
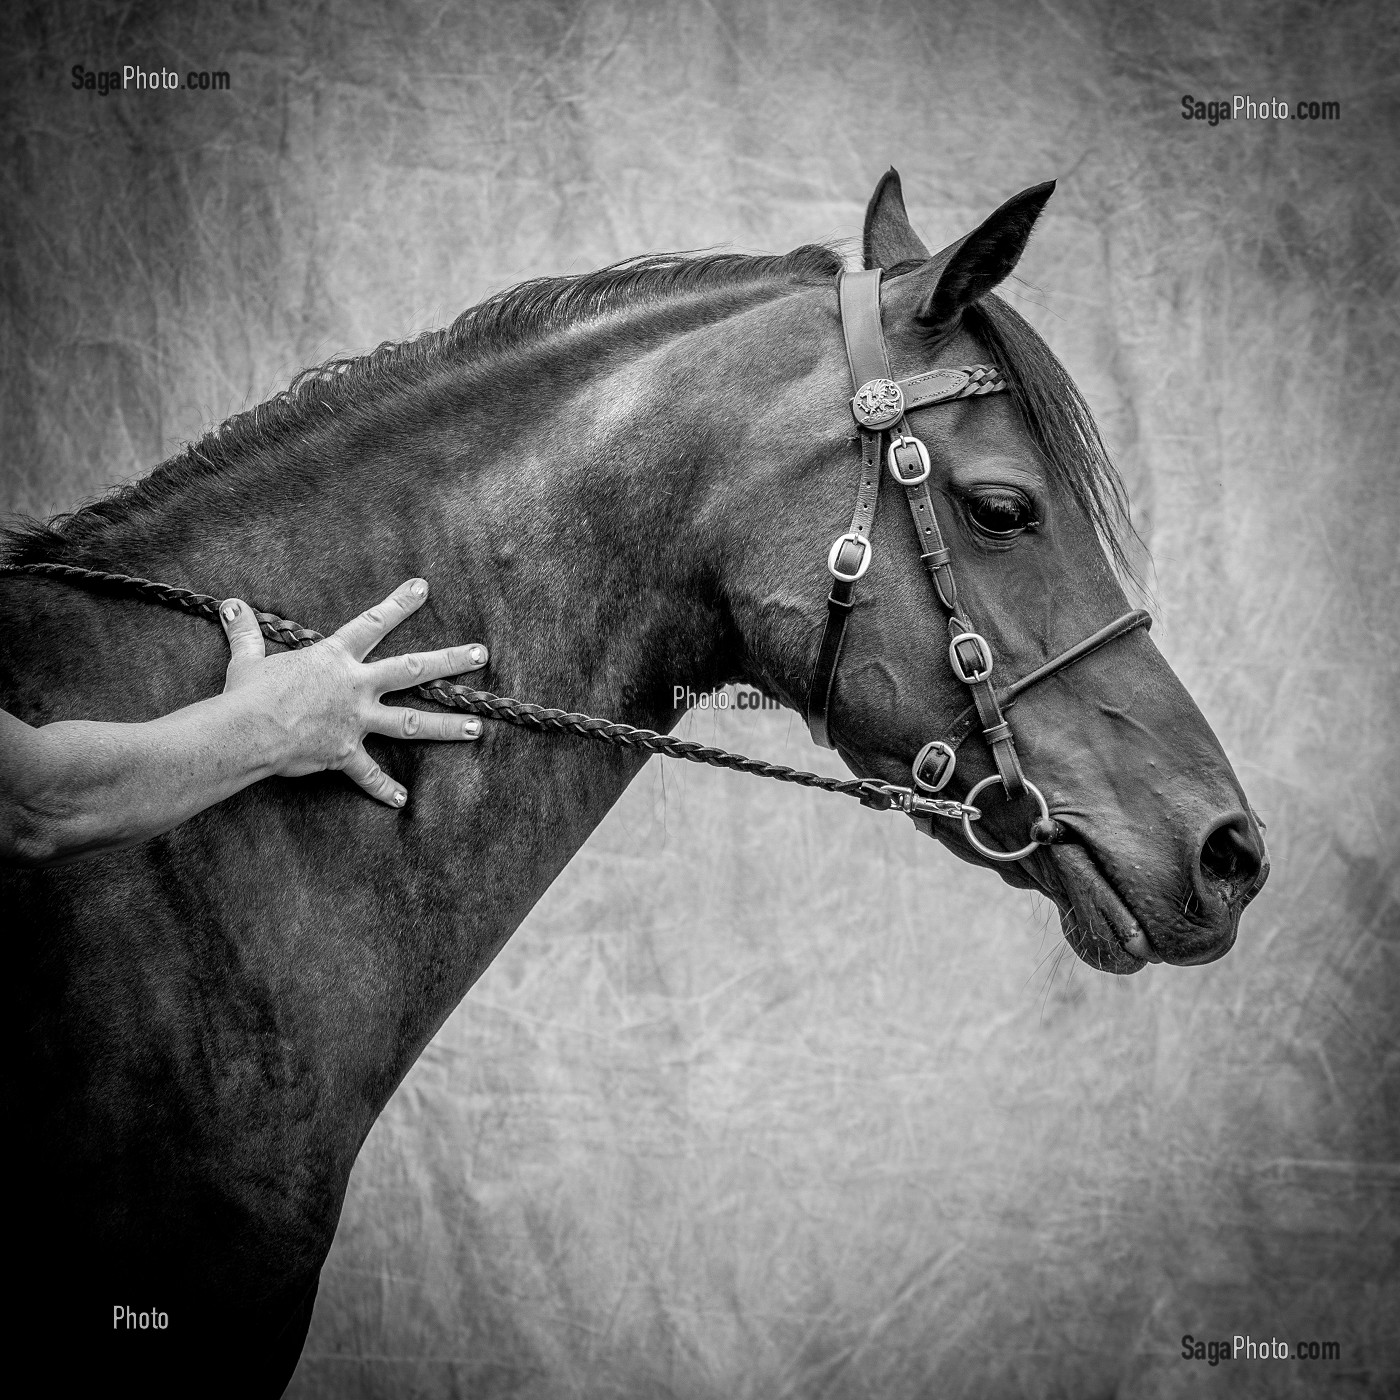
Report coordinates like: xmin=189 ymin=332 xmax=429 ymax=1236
xmin=3 ymin=693 xmax=284 ymax=865
xmin=2 ymin=579 xmax=488 ymax=867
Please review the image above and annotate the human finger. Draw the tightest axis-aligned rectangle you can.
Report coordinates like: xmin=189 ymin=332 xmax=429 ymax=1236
xmin=219 ymin=598 xmax=266 ymax=665
xmin=367 ymin=642 xmax=488 ymax=693
xmin=331 ymin=579 xmax=429 ymax=661
xmin=367 ymin=706 xmax=484 ymax=742
xmin=340 ymin=743 xmax=408 ymax=809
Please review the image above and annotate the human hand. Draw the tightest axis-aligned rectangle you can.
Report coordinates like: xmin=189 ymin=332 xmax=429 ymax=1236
xmin=218 ymin=578 xmax=487 ymax=808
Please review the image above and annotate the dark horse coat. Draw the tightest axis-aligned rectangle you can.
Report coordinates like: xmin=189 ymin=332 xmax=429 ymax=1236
xmin=3 ymin=175 xmax=1265 ymax=1395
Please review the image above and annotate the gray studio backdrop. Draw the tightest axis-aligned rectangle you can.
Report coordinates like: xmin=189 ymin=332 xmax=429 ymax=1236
xmin=3 ymin=2 xmax=1396 ymax=1397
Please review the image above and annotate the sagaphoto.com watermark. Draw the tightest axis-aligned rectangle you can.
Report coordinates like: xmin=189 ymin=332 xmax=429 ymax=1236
xmin=72 ymin=63 xmax=230 ymax=95
xmin=1181 ymin=1332 xmax=1341 ymax=1367
xmin=1181 ymin=93 xmax=1341 ymax=125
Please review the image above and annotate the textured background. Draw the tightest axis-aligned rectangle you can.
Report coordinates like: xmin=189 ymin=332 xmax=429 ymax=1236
xmin=3 ymin=2 xmax=1398 ymax=1396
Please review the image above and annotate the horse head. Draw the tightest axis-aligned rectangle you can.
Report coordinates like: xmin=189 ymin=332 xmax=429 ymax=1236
xmin=714 ymin=171 xmax=1267 ymax=972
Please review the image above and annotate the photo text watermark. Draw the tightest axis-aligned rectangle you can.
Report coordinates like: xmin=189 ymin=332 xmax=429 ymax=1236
xmin=674 ymin=686 xmax=782 ymax=713
xmin=72 ymin=64 xmax=230 ymax=95
xmin=114 ymin=1303 xmax=169 ymax=1330
xmin=1181 ymin=94 xmax=1341 ymax=125
xmin=1181 ymin=1333 xmax=1340 ymax=1366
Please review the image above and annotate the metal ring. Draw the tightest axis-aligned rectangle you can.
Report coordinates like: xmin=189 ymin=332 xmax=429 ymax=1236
xmin=960 ymin=776 xmax=1050 ymax=862
xmin=826 ymin=532 xmax=872 ymax=582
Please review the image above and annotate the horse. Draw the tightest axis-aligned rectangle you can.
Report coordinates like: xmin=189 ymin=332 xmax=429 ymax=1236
xmin=2 ymin=171 xmax=1267 ymax=1396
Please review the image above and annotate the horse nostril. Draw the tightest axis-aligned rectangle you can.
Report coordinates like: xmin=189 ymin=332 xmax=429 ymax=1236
xmin=1199 ymin=814 xmax=1264 ymax=889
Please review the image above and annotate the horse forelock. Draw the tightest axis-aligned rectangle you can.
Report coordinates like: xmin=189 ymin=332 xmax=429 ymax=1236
xmin=2 ymin=244 xmax=844 ymax=566
xmin=962 ymin=296 xmax=1139 ymax=582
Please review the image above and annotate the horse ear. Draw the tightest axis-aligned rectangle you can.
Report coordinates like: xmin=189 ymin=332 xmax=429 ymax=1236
xmin=862 ymin=168 xmax=930 ymax=269
xmin=916 ymin=180 xmax=1056 ymax=336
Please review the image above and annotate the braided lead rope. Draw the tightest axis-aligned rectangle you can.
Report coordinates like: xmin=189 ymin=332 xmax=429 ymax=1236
xmin=1 ymin=560 xmax=961 ymax=816
xmin=0 ymin=561 xmax=323 ymax=648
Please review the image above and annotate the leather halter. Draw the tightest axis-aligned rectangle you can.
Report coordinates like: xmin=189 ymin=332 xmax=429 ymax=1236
xmin=806 ymin=268 xmax=1151 ymax=860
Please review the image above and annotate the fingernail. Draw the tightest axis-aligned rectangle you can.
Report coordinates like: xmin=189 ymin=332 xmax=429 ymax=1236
xmin=409 ymin=580 xmax=427 ymax=598
xmin=394 ymin=789 xmax=407 ymax=807
xmin=468 ymin=645 xmax=487 ymax=666
xmin=464 ymin=719 xmax=481 ymax=737
xmin=220 ymin=602 xmax=241 ymax=623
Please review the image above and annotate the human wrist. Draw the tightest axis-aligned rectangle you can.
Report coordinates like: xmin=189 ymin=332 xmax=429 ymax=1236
xmin=210 ymin=685 xmax=294 ymax=783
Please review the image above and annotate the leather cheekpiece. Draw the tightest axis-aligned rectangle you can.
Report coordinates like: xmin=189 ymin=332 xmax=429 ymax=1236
xmin=806 ymin=270 xmax=891 ymax=749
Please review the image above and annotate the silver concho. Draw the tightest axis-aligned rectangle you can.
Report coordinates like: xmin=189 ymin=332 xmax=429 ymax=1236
xmin=851 ymin=378 xmax=904 ymax=430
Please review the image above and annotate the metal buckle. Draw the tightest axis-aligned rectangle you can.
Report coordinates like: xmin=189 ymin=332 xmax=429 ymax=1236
xmin=912 ymin=739 xmax=956 ymax=793
xmin=949 ymin=632 xmax=993 ymax=684
xmin=826 ymin=532 xmax=872 ymax=582
xmin=887 ymin=434 xmax=931 ymax=486
xmin=851 ymin=378 xmax=905 ymax=430
xmin=960 ymin=776 xmax=1051 ymax=863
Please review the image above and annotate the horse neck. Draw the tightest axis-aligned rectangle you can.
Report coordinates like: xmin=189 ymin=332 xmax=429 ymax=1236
xmin=55 ymin=291 xmax=805 ymax=1010
xmin=75 ymin=303 xmax=793 ymax=725
xmin=2 ymin=284 xmax=840 ymax=1150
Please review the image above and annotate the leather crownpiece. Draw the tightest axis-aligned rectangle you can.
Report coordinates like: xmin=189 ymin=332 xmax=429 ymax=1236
xmin=850 ymin=378 xmax=905 ymax=429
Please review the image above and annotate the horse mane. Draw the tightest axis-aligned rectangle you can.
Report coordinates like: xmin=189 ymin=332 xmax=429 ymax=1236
xmin=2 ymin=245 xmax=843 ymax=565
xmin=4 ymin=243 xmax=1134 ymax=578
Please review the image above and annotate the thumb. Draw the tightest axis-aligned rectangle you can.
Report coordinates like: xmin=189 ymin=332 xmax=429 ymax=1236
xmin=219 ymin=598 xmax=266 ymax=665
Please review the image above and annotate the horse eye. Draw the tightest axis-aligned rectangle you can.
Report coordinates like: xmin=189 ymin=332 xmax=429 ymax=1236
xmin=966 ymin=491 xmax=1037 ymax=538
